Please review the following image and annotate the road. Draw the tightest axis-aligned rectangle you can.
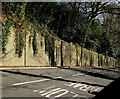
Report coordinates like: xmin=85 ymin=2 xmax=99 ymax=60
xmin=1 ymin=67 xmax=120 ymax=99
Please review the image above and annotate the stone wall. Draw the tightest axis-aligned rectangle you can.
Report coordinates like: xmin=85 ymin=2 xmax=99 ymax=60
xmin=54 ymin=41 xmax=117 ymax=67
xmin=1 ymin=27 xmax=118 ymax=67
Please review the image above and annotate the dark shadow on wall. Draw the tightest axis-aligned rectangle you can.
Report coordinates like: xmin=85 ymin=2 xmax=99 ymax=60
xmin=1 ymin=49 xmax=14 ymax=59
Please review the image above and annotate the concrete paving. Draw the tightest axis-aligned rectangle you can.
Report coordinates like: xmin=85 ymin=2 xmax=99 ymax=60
xmin=1 ymin=67 xmax=120 ymax=99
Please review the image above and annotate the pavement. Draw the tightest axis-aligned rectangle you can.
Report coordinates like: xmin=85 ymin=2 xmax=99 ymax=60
xmin=0 ymin=66 xmax=120 ymax=99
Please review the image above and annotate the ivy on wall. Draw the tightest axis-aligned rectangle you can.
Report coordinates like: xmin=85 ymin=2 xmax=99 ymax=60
xmin=2 ymin=20 xmax=11 ymax=54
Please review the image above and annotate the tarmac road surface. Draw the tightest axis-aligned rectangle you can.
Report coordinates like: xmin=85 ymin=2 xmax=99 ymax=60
xmin=1 ymin=67 xmax=120 ymax=99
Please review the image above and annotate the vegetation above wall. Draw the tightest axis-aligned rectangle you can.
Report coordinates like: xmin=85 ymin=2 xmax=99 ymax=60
xmin=2 ymin=2 xmax=120 ymax=61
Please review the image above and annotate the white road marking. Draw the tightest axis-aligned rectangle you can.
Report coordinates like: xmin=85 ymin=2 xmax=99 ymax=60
xmin=89 ymin=87 xmax=102 ymax=93
xmin=65 ymin=82 xmax=102 ymax=92
xmin=13 ymin=79 xmax=50 ymax=86
xmin=12 ymin=77 xmax=62 ymax=86
xmin=70 ymin=91 xmax=79 ymax=98
xmin=72 ymin=94 xmax=79 ymax=98
xmin=39 ymin=90 xmax=46 ymax=94
xmin=33 ymin=90 xmax=39 ymax=92
xmin=73 ymin=73 xmax=84 ymax=76
xmin=40 ymin=87 xmax=69 ymax=98
xmin=41 ymin=88 xmax=62 ymax=96
xmin=54 ymin=89 xmax=69 ymax=97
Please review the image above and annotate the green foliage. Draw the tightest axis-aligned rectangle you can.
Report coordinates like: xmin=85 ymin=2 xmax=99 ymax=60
xmin=2 ymin=20 xmax=11 ymax=53
xmin=84 ymin=19 xmax=102 ymax=50
xmin=99 ymin=33 xmax=113 ymax=57
xmin=102 ymin=14 xmax=120 ymax=59
xmin=90 ymin=19 xmax=102 ymax=37
xmin=2 ymin=2 xmax=27 ymax=57
xmin=2 ymin=2 xmax=119 ymax=60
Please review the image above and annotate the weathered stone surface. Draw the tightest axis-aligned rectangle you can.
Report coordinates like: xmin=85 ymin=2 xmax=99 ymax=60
xmin=1 ymin=27 xmax=118 ymax=67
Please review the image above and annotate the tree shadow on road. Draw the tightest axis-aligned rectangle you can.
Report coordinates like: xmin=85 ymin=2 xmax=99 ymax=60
xmin=92 ymin=77 xmax=120 ymax=99
xmin=87 ymin=66 xmax=120 ymax=73
xmin=2 ymin=70 xmax=105 ymax=87
xmin=58 ymin=67 xmax=118 ymax=80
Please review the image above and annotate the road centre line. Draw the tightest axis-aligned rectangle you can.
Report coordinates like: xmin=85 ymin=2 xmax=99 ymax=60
xmin=12 ymin=77 xmax=62 ymax=86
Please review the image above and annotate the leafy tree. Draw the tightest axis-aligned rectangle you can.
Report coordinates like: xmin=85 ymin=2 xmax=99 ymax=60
xmin=102 ymin=3 xmax=120 ymax=59
xmin=2 ymin=2 xmax=119 ymax=61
